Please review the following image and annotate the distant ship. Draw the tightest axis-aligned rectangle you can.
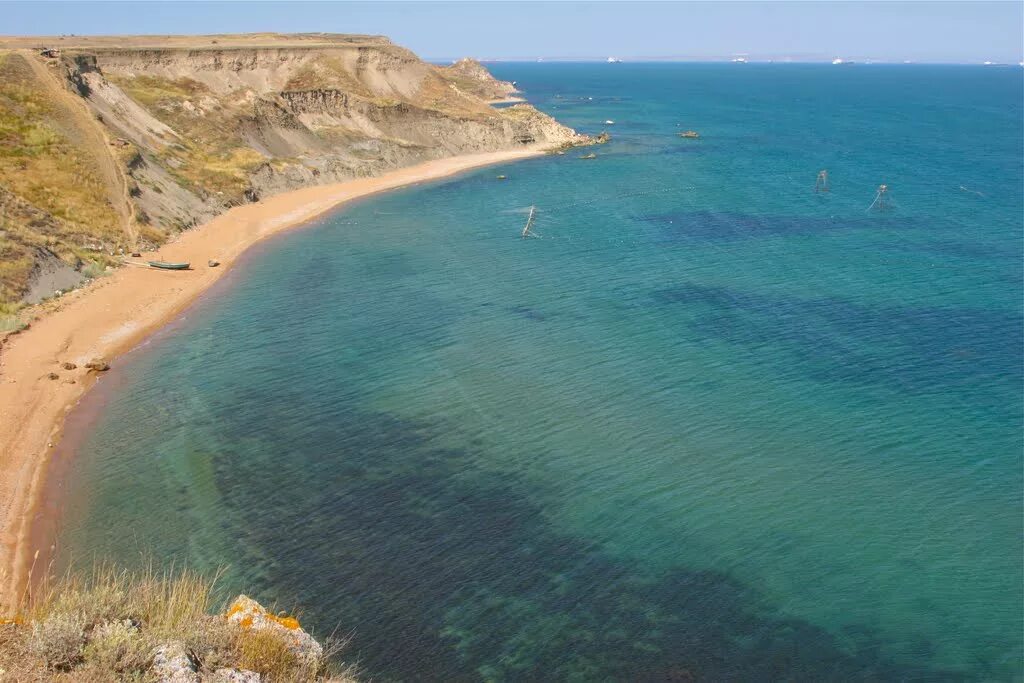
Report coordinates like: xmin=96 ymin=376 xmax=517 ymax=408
xmin=832 ymin=58 xmax=845 ymax=65
xmin=731 ymin=57 xmax=748 ymax=63
xmin=607 ymin=57 xmax=622 ymax=63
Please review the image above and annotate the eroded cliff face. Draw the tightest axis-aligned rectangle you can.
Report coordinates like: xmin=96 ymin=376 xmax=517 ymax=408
xmin=0 ymin=34 xmax=589 ymax=306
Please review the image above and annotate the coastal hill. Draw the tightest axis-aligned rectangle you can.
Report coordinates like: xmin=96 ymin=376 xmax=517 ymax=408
xmin=438 ymin=57 xmax=521 ymax=101
xmin=0 ymin=33 xmax=587 ymax=308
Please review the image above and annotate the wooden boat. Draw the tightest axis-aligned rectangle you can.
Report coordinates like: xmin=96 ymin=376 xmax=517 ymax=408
xmin=148 ymin=260 xmax=190 ymax=270
xmin=679 ymin=130 xmax=700 ymax=139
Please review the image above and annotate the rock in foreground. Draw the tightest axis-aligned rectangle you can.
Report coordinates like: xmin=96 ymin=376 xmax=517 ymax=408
xmin=0 ymin=567 xmax=354 ymax=682
xmin=227 ymin=595 xmax=324 ymax=665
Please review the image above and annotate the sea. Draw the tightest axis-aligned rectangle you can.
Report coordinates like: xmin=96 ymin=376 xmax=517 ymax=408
xmin=52 ymin=63 xmax=1023 ymax=681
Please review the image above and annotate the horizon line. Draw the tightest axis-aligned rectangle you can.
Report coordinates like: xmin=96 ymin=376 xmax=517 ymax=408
xmin=428 ymin=57 xmax=1024 ymax=66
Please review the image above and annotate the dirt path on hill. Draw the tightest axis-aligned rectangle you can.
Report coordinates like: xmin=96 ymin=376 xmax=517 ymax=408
xmin=22 ymin=51 xmax=137 ymax=247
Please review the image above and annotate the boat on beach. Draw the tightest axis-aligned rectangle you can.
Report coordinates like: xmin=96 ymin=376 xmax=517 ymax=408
xmin=148 ymin=261 xmax=191 ymax=270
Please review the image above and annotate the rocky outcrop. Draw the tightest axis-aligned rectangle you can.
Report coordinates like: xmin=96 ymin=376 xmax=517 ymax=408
xmin=210 ymin=669 xmax=261 ymax=682
xmin=438 ymin=58 xmax=519 ymax=100
xmin=227 ymin=595 xmax=323 ymax=665
xmin=152 ymin=642 xmax=199 ymax=683
xmin=151 ymin=647 xmax=262 ymax=683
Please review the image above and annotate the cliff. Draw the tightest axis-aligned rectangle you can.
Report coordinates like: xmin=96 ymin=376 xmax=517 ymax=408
xmin=437 ymin=57 xmax=521 ymax=101
xmin=0 ymin=34 xmax=588 ymax=309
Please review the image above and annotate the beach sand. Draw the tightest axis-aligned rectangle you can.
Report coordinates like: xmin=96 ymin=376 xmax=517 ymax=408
xmin=0 ymin=146 xmax=545 ymax=610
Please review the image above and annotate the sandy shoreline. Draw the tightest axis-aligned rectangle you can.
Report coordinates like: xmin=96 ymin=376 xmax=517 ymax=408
xmin=0 ymin=146 xmax=546 ymax=610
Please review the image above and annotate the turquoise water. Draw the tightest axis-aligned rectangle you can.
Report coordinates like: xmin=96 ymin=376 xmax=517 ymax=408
xmin=56 ymin=64 xmax=1022 ymax=680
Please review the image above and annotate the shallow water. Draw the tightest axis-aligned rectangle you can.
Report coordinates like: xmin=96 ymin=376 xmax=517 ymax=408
xmin=57 ymin=64 xmax=1022 ymax=680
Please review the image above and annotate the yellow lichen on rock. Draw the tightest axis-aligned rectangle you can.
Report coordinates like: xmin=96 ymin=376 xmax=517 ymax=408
xmin=228 ymin=596 xmax=301 ymax=631
xmin=226 ymin=595 xmax=323 ymax=663
xmin=270 ymin=614 xmax=301 ymax=630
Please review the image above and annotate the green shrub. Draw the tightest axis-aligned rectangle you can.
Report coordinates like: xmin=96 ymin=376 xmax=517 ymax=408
xmin=27 ymin=611 xmax=87 ymax=670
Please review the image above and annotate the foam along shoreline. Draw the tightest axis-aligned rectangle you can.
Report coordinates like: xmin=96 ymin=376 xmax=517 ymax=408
xmin=0 ymin=145 xmax=548 ymax=610
xmin=487 ymin=96 xmax=527 ymax=105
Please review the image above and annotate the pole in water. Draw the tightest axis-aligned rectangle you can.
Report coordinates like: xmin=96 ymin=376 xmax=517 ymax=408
xmin=815 ymin=169 xmax=829 ymax=193
xmin=867 ymin=183 xmax=891 ymax=211
xmin=521 ymin=205 xmax=537 ymax=238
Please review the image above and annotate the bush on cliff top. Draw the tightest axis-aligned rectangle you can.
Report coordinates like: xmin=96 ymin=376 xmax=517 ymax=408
xmin=0 ymin=563 xmax=356 ymax=682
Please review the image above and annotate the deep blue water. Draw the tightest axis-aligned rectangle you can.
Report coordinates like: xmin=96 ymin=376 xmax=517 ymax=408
xmin=57 ymin=64 xmax=1022 ymax=680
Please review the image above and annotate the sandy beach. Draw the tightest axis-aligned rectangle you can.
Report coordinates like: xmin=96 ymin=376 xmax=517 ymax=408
xmin=0 ymin=146 xmax=545 ymax=610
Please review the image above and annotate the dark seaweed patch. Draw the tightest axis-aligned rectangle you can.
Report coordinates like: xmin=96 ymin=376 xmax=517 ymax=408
xmin=884 ymin=239 xmax=1021 ymax=261
xmin=205 ymin=400 xmax=968 ymax=682
xmin=640 ymin=210 xmax=917 ymax=241
xmin=652 ymin=283 xmax=1023 ymax=395
xmin=602 ymin=141 xmax=715 ymax=159
xmin=508 ymin=305 xmax=546 ymax=321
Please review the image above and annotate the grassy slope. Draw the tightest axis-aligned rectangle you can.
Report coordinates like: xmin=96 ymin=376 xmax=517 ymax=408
xmin=0 ymin=51 xmax=126 ymax=309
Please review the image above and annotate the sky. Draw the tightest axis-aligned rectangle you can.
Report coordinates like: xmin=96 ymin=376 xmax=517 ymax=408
xmin=2 ymin=1 xmax=1022 ymax=63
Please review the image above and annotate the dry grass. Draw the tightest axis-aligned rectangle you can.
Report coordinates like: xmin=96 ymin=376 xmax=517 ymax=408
xmin=237 ymin=629 xmax=298 ymax=678
xmin=0 ymin=237 xmax=35 ymax=306
xmin=0 ymin=563 xmax=356 ymax=682
xmin=0 ymin=55 xmax=121 ymax=235
xmin=0 ymin=51 xmax=125 ymax=304
xmin=107 ymin=75 xmax=209 ymax=109
xmin=283 ymin=56 xmax=374 ymax=99
xmin=109 ymin=73 xmax=268 ymax=199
